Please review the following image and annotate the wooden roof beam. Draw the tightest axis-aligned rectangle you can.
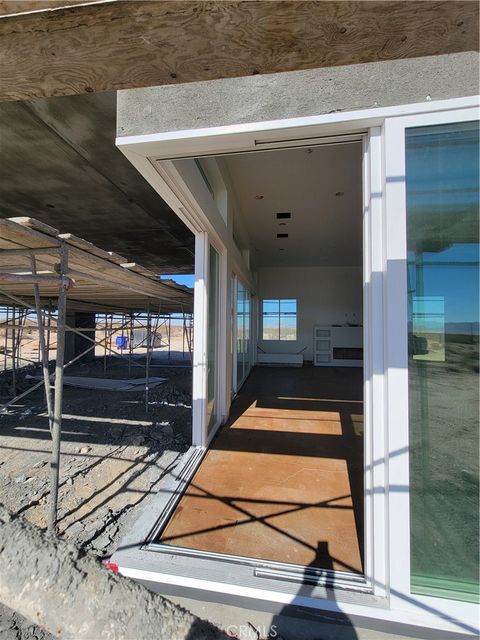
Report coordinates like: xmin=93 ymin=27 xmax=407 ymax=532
xmin=0 ymin=1 xmax=478 ymax=102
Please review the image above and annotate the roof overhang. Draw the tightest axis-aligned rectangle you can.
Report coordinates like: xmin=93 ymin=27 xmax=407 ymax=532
xmin=0 ymin=0 xmax=478 ymax=102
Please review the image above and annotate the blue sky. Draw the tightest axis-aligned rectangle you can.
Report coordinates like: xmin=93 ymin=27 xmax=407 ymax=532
xmin=406 ymin=122 xmax=479 ymax=327
xmin=161 ymin=274 xmax=194 ymax=288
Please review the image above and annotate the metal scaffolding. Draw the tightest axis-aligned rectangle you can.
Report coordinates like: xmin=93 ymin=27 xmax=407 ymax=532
xmin=0 ymin=217 xmax=193 ymax=535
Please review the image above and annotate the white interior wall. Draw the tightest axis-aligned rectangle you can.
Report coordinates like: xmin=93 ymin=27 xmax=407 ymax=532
xmin=257 ymin=265 xmax=363 ymax=362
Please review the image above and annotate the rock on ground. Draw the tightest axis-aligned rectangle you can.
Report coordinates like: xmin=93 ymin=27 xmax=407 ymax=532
xmin=0 ymin=359 xmax=193 ymax=639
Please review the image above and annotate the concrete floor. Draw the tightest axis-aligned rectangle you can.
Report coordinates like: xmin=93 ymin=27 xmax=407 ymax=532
xmin=168 ymin=595 xmax=452 ymax=640
xmin=160 ymin=366 xmax=364 ymax=574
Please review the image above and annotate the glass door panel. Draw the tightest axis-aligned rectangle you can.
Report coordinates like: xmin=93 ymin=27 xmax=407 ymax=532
xmin=244 ymin=289 xmax=251 ymax=375
xmin=207 ymin=244 xmax=219 ymax=435
xmin=236 ymin=280 xmax=245 ymax=388
xmin=406 ymin=120 xmax=479 ymax=602
xmin=233 ymin=278 xmax=252 ymax=392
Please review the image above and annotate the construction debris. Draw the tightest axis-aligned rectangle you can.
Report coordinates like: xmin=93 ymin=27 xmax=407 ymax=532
xmin=0 ymin=359 xmax=193 ymax=639
xmin=27 ymin=375 xmax=167 ymax=392
xmin=0 ymin=506 xmax=227 ymax=640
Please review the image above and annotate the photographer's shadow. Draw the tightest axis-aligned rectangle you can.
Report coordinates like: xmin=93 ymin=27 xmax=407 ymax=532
xmin=268 ymin=541 xmax=358 ymax=639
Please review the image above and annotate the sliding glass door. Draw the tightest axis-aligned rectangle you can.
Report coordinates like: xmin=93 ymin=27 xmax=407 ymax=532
xmin=233 ymin=276 xmax=252 ymax=392
xmin=236 ymin=280 xmax=245 ymax=388
xmin=406 ymin=120 xmax=479 ymax=603
xmin=206 ymin=244 xmax=220 ymax=436
xmin=385 ymin=108 xmax=479 ymax=625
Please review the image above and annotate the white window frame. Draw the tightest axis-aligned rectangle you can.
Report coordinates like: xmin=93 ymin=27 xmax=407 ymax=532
xmin=383 ymin=105 xmax=480 ymax=629
xmin=193 ymin=232 xmax=227 ymax=446
xmin=116 ymin=95 xmax=479 ymax=634
xmin=261 ymin=298 xmax=297 ymax=341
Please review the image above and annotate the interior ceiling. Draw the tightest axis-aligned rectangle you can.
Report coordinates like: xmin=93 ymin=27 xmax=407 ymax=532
xmin=0 ymin=92 xmax=194 ymax=274
xmin=225 ymin=142 xmax=363 ymax=269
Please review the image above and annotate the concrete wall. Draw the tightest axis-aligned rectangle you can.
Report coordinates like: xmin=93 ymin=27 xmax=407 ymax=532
xmin=117 ymin=52 xmax=479 ymax=137
xmin=257 ymin=266 xmax=363 ymax=362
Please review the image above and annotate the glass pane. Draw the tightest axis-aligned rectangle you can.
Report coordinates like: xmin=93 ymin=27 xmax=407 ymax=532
xmin=279 ymin=299 xmax=297 ymax=340
xmin=231 ymin=276 xmax=236 ymax=395
xmin=207 ymin=245 xmax=219 ymax=434
xmin=244 ymin=289 xmax=251 ymax=377
xmin=236 ymin=280 xmax=245 ymax=387
xmin=262 ymin=299 xmax=279 ymax=340
xmin=406 ymin=121 xmax=479 ymax=602
xmin=280 ymin=299 xmax=297 ymax=314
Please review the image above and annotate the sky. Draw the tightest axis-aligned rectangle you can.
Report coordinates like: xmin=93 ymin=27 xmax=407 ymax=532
xmin=406 ymin=122 xmax=479 ymax=327
xmin=161 ymin=274 xmax=194 ymax=288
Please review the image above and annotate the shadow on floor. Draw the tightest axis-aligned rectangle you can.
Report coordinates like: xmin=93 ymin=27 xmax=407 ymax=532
xmin=268 ymin=541 xmax=358 ymax=640
xmin=159 ymin=365 xmax=364 ymax=574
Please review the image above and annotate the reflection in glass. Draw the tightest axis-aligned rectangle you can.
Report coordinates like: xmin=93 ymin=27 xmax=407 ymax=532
xmin=237 ymin=280 xmax=245 ymax=387
xmin=235 ymin=279 xmax=251 ymax=390
xmin=406 ymin=121 xmax=479 ymax=602
xmin=411 ymin=296 xmax=445 ymax=362
xmin=244 ymin=290 xmax=251 ymax=376
xmin=207 ymin=245 xmax=219 ymax=434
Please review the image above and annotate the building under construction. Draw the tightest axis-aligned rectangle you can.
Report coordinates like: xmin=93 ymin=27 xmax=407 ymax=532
xmin=0 ymin=2 xmax=478 ymax=639
xmin=0 ymin=216 xmax=193 ymax=542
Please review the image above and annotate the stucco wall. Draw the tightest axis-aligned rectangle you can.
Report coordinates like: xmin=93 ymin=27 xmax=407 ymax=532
xmin=117 ymin=52 xmax=479 ymax=137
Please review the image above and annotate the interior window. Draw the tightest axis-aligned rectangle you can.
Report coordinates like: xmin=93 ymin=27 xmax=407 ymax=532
xmin=262 ymin=299 xmax=297 ymax=340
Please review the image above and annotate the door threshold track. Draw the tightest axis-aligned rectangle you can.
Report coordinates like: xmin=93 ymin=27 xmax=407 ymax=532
xmin=147 ymin=542 xmax=369 ymax=593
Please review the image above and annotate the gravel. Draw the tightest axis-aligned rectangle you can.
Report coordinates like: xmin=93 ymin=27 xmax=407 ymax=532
xmin=0 ymin=359 xmax=193 ymax=639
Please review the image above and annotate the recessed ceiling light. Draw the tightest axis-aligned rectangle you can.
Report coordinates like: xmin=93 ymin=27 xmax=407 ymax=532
xmin=255 ymin=194 xmax=264 ymax=200
xmin=335 ymin=191 xmax=344 ymax=197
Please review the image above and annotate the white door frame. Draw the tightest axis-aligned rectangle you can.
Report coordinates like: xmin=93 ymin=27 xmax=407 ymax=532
xmin=116 ymin=95 xmax=479 ymax=634
xmin=362 ymin=126 xmax=388 ymax=600
xmin=383 ymin=105 xmax=479 ymax=628
xmin=191 ymin=231 xmax=227 ymax=446
xmin=192 ymin=231 xmax=208 ymax=446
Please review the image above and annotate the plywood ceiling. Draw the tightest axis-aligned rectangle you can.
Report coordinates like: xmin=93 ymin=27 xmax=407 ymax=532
xmin=0 ymin=1 xmax=477 ymax=102
xmin=225 ymin=143 xmax=363 ymax=269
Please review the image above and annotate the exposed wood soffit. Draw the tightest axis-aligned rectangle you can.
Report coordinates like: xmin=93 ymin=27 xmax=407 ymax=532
xmin=0 ymin=1 xmax=478 ymax=102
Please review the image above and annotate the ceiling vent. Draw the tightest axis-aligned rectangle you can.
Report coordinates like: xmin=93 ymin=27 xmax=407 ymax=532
xmin=276 ymin=212 xmax=291 ymax=220
xmin=277 ymin=233 xmax=289 ymax=238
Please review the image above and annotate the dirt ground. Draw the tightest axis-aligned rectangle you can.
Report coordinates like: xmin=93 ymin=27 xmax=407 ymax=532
xmin=409 ymin=338 xmax=479 ymax=593
xmin=0 ymin=355 xmax=192 ymax=640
